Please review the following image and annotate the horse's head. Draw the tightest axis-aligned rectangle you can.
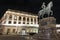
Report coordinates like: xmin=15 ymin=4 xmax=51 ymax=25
xmin=47 ymin=1 xmax=53 ymax=9
xmin=49 ymin=1 xmax=53 ymax=7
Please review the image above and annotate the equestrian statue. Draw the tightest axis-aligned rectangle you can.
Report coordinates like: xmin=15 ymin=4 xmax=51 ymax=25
xmin=38 ymin=1 xmax=53 ymax=19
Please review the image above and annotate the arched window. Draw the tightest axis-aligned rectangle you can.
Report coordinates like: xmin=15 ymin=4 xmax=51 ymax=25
xmin=27 ymin=17 xmax=29 ymax=21
xmin=27 ymin=17 xmax=29 ymax=24
xmin=9 ymin=15 xmax=12 ymax=19
xmin=14 ymin=21 xmax=16 ymax=24
xmin=31 ymin=18 xmax=33 ymax=24
xmin=19 ymin=16 xmax=21 ymax=20
xmin=23 ymin=17 xmax=25 ymax=21
xmin=31 ymin=18 xmax=33 ymax=22
xmin=14 ymin=15 xmax=17 ymax=20
xmin=23 ymin=22 xmax=25 ymax=24
xmin=8 ymin=21 xmax=11 ymax=24
xmin=34 ymin=18 xmax=36 ymax=24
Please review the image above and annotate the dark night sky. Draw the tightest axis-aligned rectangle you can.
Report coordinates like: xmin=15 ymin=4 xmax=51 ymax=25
xmin=0 ymin=0 xmax=60 ymax=24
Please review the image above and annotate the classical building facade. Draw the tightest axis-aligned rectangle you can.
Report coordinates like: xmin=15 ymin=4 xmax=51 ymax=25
xmin=0 ymin=9 xmax=39 ymax=35
xmin=56 ymin=24 xmax=60 ymax=34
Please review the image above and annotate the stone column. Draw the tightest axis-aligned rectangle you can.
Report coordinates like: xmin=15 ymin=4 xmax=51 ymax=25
xmin=17 ymin=16 xmax=19 ymax=24
xmin=21 ymin=16 xmax=23 ymax=24
xmin=6 ymin=14 xmax=9 ymax=24
xmin=36 ymin=17 xmax=38 ymax=24
xmin=33 ymin=18 xmax=34 ymax=24
xmin=12 ymin=15 xmax=14 ymax=24
xmin=25 ymin=17 xmax=27 ymax=24
xmin=29 ymin=17 xmax=31 ymax=24
xmin=16 ymin=16 xmax=19 ymax=35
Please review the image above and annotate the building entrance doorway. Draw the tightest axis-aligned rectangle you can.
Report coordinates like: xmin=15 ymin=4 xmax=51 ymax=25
xmin=21 ymin=29 xmax=26 ymax=35
xmin=7 ymin=29 xmax=10 ymax=35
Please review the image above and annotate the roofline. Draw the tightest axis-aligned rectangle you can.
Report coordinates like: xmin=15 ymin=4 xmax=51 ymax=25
xmin=7 ymin=9 xmax=38 ymax=16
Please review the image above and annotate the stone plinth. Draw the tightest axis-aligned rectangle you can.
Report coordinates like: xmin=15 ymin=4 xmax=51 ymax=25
xmin=33 ymin=17 xmax=57 ymax=40
xmin=38 ymin=17 xmax=56 ymax=40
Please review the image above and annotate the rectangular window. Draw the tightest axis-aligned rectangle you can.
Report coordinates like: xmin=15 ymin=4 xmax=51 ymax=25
xmin=8 ymin=21 xmax=11 ymax=24
xmin=14 ymin=21 xmax=16 ymax=24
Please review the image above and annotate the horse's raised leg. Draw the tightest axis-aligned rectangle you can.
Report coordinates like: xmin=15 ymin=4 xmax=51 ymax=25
xmin=48 ymin=12 xmax=50 ymax=17
xmin=51 ymin=10 xmax=53 ymax=16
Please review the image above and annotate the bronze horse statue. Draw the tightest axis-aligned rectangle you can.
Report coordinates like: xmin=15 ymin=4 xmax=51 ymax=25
xmin=38 ymin=1 xmax=53 ymax=19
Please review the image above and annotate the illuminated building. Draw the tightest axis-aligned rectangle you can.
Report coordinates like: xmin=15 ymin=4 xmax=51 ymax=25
xmin=0 ymin=9 xmax=39 ymax=35
xmin=56 ymin=24 xmax=60 ymax=34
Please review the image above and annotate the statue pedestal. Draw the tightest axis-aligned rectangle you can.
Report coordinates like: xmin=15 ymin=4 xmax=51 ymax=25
xmin=38 ymin=17 xmax=56 ymax=40
xmin=32 ymin=17 xmax=57 ymax=40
